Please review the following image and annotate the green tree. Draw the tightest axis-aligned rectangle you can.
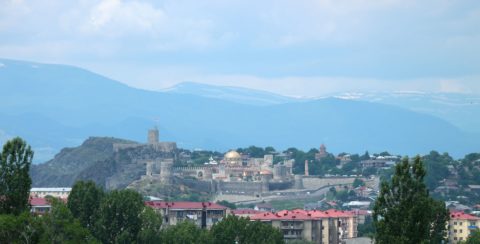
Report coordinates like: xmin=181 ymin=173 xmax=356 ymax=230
xmin=357 ymin=215 xmax=375 ymax=238
xmin=95 ymin=189 xmax=144 ymax=243
xmin=362 ymin=167 xmax=377 ymax=177
xmin=216 ymin=200 xmax=236 ymax=209
xmin=243 ymin=220 xmax=284 ymax=244
xmin=0 ymin=211 xmax=42 ymax=243
xmin=360 ymin=151 xmax=370 ymax=160
xmin=0 ymin=137 xmax=34 ymax=215
xmin=352 ymin=178 xmax=365 ymax=188
xmin=161 ymin=221 xmax=211 ymax=244
xmin=461 ymin=229 xmax=480 ymax=244
xmin=265 ymin=146 xmax=276 ymax=154
xmin=67 ymin=180 xmax=105 ymax=231
xmin=40 ymin=198 xmax=98 ymax=243
xmin=373 ymin=156 xmax=449 ymax=244
xmin=210 ymin=215 xmax=283 ymax=244
xmin=137 ymin=206 xmax=163 ymax=244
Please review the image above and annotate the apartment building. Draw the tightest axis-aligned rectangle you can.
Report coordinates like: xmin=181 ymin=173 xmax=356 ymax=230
xmin=250 ymin=209 xmax=357 ymax=244
xmin=145 ymin=201 xmax=228 ymax=229
xmin=449 ymin=211 xmax=479 ymax=243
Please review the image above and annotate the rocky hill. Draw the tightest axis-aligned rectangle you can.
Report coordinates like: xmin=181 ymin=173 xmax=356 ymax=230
xmin=30 ymin=137 xmax=175 ymax=189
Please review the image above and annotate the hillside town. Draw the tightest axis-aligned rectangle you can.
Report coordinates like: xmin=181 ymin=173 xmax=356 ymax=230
xmin=23 ymin=128 xmax=480 ymax=243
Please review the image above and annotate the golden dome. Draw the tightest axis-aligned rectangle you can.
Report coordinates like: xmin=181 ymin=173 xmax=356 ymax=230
xmin=224 ymin=150 xmax=241 ymax=160
xmin=260 ymin=170 xmax=272 ymax=175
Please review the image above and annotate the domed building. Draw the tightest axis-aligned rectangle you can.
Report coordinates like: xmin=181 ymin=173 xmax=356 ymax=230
xmin=224 ymin=150 xmax=242 ymax=166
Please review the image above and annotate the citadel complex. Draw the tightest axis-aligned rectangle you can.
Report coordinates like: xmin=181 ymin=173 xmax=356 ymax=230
xmin=122 ymin=127 xmax=322 ymax=197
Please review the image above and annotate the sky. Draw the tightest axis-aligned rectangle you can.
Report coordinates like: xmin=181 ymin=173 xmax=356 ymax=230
xmin=1 ymin=0 xmax=480 ymax=97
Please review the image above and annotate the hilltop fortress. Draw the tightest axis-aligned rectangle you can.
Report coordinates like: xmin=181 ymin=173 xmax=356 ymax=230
xmin=117 ymin=127 xmax=304 ymax=196
xmin=113 ymin=126 xmax=177 ymax=153
xmin=109 ymin=127 xmax=361 ymax=201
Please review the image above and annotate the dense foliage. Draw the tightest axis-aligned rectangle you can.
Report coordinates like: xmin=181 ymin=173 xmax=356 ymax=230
xmin=0 ymin=137 xmax=34 ymax=215
xmin=461 ymin=230 xmax=480 ymax=244
xmin=67 ymin=180 xmax=105 ymax=231
xmin=0 ymin=137 xmax=284 ymax=243
xmin=373 ymin=156 xmax=449 ymax=243
xmin=210 ymin=215 xmax=284 ymax=244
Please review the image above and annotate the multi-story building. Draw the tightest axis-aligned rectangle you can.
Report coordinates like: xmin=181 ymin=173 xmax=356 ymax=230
xmin=250 ymin=210 xmax=324 ymax=243
xmin=145 ymin=201 xmax=228 ymax=229
xmin=250 ymin=209 xmax=357 ymax=244
xmin=231 ymin=209 xmax=266 ymax=218
xmin=449 ymin=211 xmax=480 ymax=243
xmin=360 ymin=159 xmax=387 ymax=168
xmin=29 ymin=197 xmax=52 ymax=215
xmin=30 ymin=187 xmax=71 ymax=199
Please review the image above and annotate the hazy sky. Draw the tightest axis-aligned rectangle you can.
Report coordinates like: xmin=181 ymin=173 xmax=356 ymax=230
xmin=1 ymin=0 xmax=480 ymax=96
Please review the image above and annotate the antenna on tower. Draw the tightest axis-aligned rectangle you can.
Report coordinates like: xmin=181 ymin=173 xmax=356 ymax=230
xmin=152 ymin=117 xmax=160 ymax=128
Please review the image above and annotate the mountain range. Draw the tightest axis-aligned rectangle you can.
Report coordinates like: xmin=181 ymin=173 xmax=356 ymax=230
xmin=0 ymin=58 xmax=477 ymax=162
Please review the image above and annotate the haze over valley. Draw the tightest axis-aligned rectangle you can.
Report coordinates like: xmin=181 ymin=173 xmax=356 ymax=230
xmin=1 ymin=58 xmax=478 ymax=162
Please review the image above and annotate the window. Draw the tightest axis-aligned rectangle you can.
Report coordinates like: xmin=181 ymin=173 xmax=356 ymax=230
xmin=454 ymin=229 xmax=457 ymax=233
xmin=460 ymin=222 xmax=463 ymax=225
xmin=460 ymin=229 xmax=463 ymax=233
xmin=454 ymin=237 xmax=457 ymax=240
xmin=454 ymin=222 xmax=457 ymax=225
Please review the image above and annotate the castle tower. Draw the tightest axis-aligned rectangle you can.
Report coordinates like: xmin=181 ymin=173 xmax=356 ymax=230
xmin=273 ymin=164 xmax=287 ymax=181
xmin=294 ymin=175 xmax=304 ymax=189
xmin=148 ymin=127 xmax=159 ymax=144
xmin=146 ymin=161 xmax=153 ymax=177
xmin=159 ymin=160 xmax=173 ymax=184
xmin=260 ymin=174 xmax=270 ymax=193
xmin=204 ymin=166 xmax=213 ymax=180
xmin=315 ymin=144 xmax=327 ymax=160
xmin=320 ymin=144 xmax=326 ymax=155
xmin=304 ymin=160 xmax=309 ymax=176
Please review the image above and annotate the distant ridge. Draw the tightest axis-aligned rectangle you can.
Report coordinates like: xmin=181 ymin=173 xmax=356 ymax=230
xmin=162 ymin=81 xmax=298 ymax=106
xmin=0 ymin=58 xmax=477 ymax=162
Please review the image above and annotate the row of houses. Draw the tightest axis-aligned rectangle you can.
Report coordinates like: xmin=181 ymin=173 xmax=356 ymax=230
xmin=27 ymin=188 xmax=480 ymax=244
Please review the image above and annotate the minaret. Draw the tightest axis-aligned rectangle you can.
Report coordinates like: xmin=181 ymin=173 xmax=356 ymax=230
xmin=305 ymin=160 xmax=309 ymax=176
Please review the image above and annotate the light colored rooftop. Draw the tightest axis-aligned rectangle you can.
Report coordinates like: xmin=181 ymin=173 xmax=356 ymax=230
xmin=31 ymin=187 xmax=72 ymax=192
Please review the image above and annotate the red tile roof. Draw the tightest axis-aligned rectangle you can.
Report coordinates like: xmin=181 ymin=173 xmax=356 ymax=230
xmin=145 ymin=201 xmax=228 ymax=210
xmin=250 ymin=209 xmax=357 ymax=221
xmin=29 ymin=197 xmax=50 ymax=206
xmin=29 ymin=197 xmax=67 ymax=206
xmin=250 ymin=211 xmax=314 ymax=221
xmin=450 ymin=211 xmax=480 ymax=220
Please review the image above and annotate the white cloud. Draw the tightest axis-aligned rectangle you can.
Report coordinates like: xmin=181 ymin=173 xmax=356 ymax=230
xmin=0 ymin=0 xmax=479 ymax=95
xmin=81 ymin=0 xmax=166 ymax=36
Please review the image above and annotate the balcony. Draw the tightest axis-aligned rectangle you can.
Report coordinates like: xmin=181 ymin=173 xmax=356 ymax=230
xmin=281 ymin=224 xmax=304 ymax=229
xmin=283 ymin=234 xmax=302 ymax=239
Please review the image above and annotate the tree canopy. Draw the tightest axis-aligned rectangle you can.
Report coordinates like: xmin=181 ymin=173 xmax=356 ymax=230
xmin=373 ymin=156 xmax=449 ymax=243
xmin=67 ymin=180 xmax=105 ymax=231
xmin=95 ymin=189 xmax=145 ymax=243
xmin=0 ymin=137 xmax=34 ymax=215
xmin=210 ymin=215 xmax=284 ymax=244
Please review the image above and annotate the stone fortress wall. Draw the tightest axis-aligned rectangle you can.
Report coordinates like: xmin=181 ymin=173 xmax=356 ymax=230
xmin=124 ymin=128 xmax=362 ymax=197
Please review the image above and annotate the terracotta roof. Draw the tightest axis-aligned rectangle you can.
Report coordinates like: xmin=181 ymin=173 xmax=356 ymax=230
xmin=29 ymin=197 xmax=67 ymax=206
xmin=29 ymin=197 xmax=50 ymax=206
xmin=145 ymin=201 xmax=228 ymax=210
xmin=251 ymin=209 xmax=356 ymax=221
xmin=450 ymin=211 xmax=480 ymax=220
xmin=250 ymin=210 xmax=314 ymax=221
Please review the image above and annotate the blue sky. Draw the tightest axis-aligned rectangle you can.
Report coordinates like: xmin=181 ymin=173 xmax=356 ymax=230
xmin=1 ymin=0 xmax=479 ymax=96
